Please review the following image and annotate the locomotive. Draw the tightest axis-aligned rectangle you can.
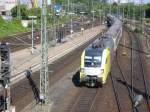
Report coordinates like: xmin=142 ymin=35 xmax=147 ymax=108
xmin=80 ymin=15 xmax=122 ymax=87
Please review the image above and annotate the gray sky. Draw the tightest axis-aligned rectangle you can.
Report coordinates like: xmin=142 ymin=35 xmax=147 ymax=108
xmin=21 ymin=0 xmax=149 ymax=5
xmin=21 ymin=0 xmax=50 ymax=5
xmin=112 ymin=0 xmax=149 ymax=3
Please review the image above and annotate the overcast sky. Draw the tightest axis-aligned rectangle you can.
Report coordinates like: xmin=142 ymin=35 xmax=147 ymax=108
xmin=21 ymin=0 xmax=149 ymax=5
xmin=112 ymin=0 xmax=149 ymax=3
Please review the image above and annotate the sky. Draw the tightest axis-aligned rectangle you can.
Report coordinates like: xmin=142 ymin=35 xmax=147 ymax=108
xmin=20 ymin=0 xmax=149 ymax=5
xmin=113 ymin=0 xmax=149 ymax=3
xmin=21 ymin=0 xmax=51 ymax=5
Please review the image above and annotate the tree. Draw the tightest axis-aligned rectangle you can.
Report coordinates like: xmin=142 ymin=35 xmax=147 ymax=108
xmin=55 ymin=0 xmax=65 ymax=4
xmin=11 ymin=5 xmax=28 ymax=20
xmin=145 ymin=3 xmax=150 ymax=18
xmin=28 ymin=8 xmax=41 ymax=19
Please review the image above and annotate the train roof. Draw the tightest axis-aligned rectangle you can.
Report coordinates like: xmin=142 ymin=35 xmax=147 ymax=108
xmin=105 ymin=19 xmax=122 ymax=38
xmin=85 ymin=47 xmax=103 ymax=57
xmin=87 ymin=35 xmax=114 ymax=50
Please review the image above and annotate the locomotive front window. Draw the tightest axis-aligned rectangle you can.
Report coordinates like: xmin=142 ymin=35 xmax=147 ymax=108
xmin=84 ymin=56 xmax=101 ymax=67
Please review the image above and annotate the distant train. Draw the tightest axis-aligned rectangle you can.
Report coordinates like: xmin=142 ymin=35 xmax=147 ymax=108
xmin=79 ymin=15 xmax=122 ymax=87
xmin=106 ymin=15 xmax=115 ymax=27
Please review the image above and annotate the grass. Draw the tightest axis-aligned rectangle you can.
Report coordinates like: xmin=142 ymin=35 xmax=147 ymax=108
xmin=145 ymin=18 xmax=150 ymax=23
xmin=0 ymin=18 xmax=29 ymax=39
xmin=0 ymin=14 xmax=78 ymax=39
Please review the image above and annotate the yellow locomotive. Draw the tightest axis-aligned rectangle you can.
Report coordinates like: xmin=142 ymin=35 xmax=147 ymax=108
xmin=80 ymin=15 xmax=122 ymax=87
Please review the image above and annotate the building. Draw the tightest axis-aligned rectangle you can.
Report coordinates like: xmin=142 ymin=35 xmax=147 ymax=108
xmin=0 ymin=0 xmax=17 ymax=16
xmin=21 ymin=0 xmax=39 ymax=8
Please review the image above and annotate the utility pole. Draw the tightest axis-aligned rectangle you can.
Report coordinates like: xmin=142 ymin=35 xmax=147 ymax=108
xmin=40 ymin=0 xmax=49 ymax=104
xmin=141 ymin=0 xmax=144 ymax=34
xmin=68 ymin=0 xmax=75 ymax=38
xmin=109 ymin=0 xmax=111 ymax=14
xmin=118 ymin=0 xmax=120 ymax=19
xmin=91 ymin=10 xmax=95 ymax=29
xmin=91 ymin=0 xmax=95 ymax=29
xmin=68 ymin=12 xmax=75 ymax=38
xmin=101 ymin=1 xmax=104 ymax=24
xmin=17 ymin=0 xmax=21 ymax=19
xmin=127 ymin=0 xmax=131 ymax=26
xmin=133 ymin=0 xmax=135 ymax=29
xmin=99 ymin=0 xmax=101 ymax=25
xmin=68 ymin=0 xmax=70 ymax=13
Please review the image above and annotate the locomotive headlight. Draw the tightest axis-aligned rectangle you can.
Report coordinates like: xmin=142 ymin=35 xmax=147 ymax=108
xmin=101 ymin=69 xmax=104 ymax=74
xmin=80 ymin=68 xmax=84 ymax=73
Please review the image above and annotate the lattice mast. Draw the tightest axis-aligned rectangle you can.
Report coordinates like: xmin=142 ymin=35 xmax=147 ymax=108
xmin=40 ymin=0 xmax=49 ymax=104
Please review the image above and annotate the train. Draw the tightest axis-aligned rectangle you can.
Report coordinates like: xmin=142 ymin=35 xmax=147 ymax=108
xmin=79 ymin=15 xmax=122 ymax=87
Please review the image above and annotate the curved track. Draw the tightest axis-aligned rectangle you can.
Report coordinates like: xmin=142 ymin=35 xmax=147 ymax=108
xmin=144 ymin=26 xmax=150 ymax=53
xmin=110 ymin=33 xmax=133 ymax=112
xmin=130 ymin=30 xmax=150 ymax=112
xmin=111 ymin=27 xmax=150 ymax=112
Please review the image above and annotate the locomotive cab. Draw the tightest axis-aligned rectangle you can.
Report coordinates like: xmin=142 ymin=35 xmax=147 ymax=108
xmin=80 ymin=47 xmax=111 ymax=87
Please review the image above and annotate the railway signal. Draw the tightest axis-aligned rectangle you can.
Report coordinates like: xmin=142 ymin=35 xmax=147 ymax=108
xmin=0 ymin=43 xmax=11 ymax=112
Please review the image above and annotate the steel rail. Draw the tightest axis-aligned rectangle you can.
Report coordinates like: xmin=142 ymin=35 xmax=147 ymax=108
xmin=115 ymin=28 xmax=140 ymax=112
xmin=124 ymin=26 xmax=150 ymax=111
xmin=110 ymin=72 xmax=122 ymax=112
xmin=132 ymin=31 xmax=150 ymax=111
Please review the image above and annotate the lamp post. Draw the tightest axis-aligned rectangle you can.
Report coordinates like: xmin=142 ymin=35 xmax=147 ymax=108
xmin=99 ymin=0 xmax=102 ymax=25
xmin=98 ymin=9 xmax=102 ymax=25
xmin=68 ymin=0 xmax=70 ymax=12
xmin=80 ymin=11 xmax=85 ymax=34
xmin=28 ymin=16 xmax=37 ymax=54
xmin=68 ymin=12 xmax=75 ymax=38
xmin=91 ymin=10 xmax=96 ymax=29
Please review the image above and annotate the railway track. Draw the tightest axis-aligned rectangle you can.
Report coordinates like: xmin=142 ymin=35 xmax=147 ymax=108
xmin=70 ymin=87 xmax=99 ymax=112
xmin=9 ymin=31 xmax=102 ymax=112
xmin=144 ymin=27 xmax=150 ymax=53
xmin=67 ymin=75 xmax=118 ymax=112
xmin=130 ymin=30 xmax=150 ymax=112
xmin=0 ymin=18 xmax=100 ymax=53
xmin=109 ymin=28 xmax=133 ymax=112
xmin=111 ymin=27 xmax=150 ymax=112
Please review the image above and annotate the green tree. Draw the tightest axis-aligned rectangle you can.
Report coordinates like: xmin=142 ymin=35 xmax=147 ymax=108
xmin=28 ymin=8 xmax=41 ymax=19
xmin=145 ymin=3 xmax=150 ymax=18
xmin=11 ymin=5 xmax=28 ymax=20
xmin=55 ymin=0 xmax=65 ymax=4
